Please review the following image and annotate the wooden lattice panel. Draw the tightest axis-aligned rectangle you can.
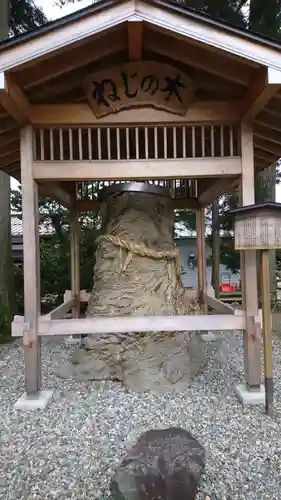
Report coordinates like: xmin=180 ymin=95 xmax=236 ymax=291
xmin=33 ymin=124 xmax=239 ymax=162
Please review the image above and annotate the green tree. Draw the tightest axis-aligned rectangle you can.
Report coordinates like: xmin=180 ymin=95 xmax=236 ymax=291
xmin=11 ymin=187 xmax=101 ymax=314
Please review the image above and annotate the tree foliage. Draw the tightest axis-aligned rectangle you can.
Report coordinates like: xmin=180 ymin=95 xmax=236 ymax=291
xmin=10 ymin=0 xmax=47 ymax=36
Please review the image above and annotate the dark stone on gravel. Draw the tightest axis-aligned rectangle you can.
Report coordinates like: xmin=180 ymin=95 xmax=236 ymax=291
xmin=110 ymin=427 xmax=206 ymax=500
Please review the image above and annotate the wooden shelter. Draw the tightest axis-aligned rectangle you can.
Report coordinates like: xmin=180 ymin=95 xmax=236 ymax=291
xmin=1 ymin=0 xmax=281 ymax=406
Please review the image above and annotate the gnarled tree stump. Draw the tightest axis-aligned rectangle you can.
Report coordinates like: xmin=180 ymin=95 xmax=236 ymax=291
xmin=59 ymin=186 xmax=205 ymax=394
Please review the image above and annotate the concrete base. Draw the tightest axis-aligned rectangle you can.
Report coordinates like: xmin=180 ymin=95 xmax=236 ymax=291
xmin=14 ymin=390 xmax=53 ymax=410
xmin=235 ymin=384 xmax=265 ymax=406
xmin=201 ymin=332 xmax=217 ymax=342
xmin=65 ymin=335 xmax=81 ymax=345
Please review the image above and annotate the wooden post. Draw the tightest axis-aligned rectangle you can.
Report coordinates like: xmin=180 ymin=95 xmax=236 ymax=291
xmin=240 ymin=122 xmax=261 ymax=390
xmin=21 ymin=126 xmax=41 ymax=394
xmin=196 ymin=207 xmax=206 ymax=306
xmin=211 ymin=199 xmax=220 ymax=298
xmin=70 ymin=209 xmax=80 ymax=319
xmin=260 ymin=249 xmax=273 ymax=416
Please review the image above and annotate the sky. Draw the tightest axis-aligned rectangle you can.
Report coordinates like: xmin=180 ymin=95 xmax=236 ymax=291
xmin=12 ymin=0 xmax=281 ymax=202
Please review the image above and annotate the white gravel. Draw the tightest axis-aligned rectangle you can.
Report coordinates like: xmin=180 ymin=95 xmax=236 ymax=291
xmin=1 ymin=331 xmax=281 ymax=500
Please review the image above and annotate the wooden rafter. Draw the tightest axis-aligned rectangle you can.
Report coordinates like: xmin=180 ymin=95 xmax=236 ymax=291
xmin=255 ymin=138 xmax=281 ymax=156
xmin=15 ymin=30 xmax=127 ymax=90
xmin=254 ymin=123 xmax=281 ymax=145
xmin=128 ymin=21 xmax=143 ymax=61
xmin=144 ymin=30 xmax=252 ymax=86
xmin=257 ymin=111 xmax=281 ymax=132
xmin=240 ymin=67 xmax=280 ymax=122
xmin=0 ymin=73 xmax=30 ymax=124
xmin=254 ymin=148 xmax=276 ymax=163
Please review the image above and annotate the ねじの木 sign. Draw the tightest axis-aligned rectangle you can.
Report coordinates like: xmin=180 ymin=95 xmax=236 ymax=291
xmin=83 ymin=61 xmax=195 ymax=118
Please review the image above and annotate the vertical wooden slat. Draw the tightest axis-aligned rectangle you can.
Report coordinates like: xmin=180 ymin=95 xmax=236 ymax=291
xmin=40 ymin=129 xmax=44 ymax=161
xmin=230 ymin=126 xmax=234 ymax=156
xmin=21 ymin=126 xmax=41 ymax=395
xmin=107 ymin=127 xmax=111 ymax=160
xmin=154 ymin=127 xmax=158 ymax=159
xmin=88 ymin=128 xmax=92 ymax=160
xmin=69 ymin=128 xmax=73 ymax=161
xmin=163 ymin=126 xmax=167 ymax=158
xmin=201 ymin=126 xmax=205 ymax=157
xmin=116 ymin=127 xmax=120 ymax=160
xmin=78 ymin=128 xmax=83 ymax=160
xmin=126 ymin=127 xmax=130 ymax=159
xmin=50 ymin=129 xmax=54 ymax=161
xmin=97 ymin=128 xmax=102 ymax=160
xmin=145 ymin=127 xmax=148 ymax=159
xmin=220 ymin=125 xmax=224 ymax=156
xmin=173 ymin=126 xmax=177 ymax=158
xmin=211 ymin=126 xmax=215 ymax=157
xmin=135 ymin=127 xmax=139 ymax=160
xmin=59 ymin=129 xmax=64 ymax=161
xmin=240 ymin=122 xmax=261 ymax=390
xmin=182 ymin=126 xmax=186 ymax=158
xmin=192 ymin=126 xmax=195 ymax=157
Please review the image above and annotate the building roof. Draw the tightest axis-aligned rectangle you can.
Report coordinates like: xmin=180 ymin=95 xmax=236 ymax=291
xmin=11 ymin=215 xmax=54 ymax=237
xmin=1 ymin=0 xmax=281 ymax=181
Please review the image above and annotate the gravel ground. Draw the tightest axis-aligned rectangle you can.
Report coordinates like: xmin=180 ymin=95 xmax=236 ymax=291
xmin=1 ymin=332 xmax=281 ymax=500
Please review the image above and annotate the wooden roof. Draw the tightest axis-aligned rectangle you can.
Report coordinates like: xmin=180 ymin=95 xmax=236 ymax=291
xmin=1 ymin=0 xmax=281 ymax=180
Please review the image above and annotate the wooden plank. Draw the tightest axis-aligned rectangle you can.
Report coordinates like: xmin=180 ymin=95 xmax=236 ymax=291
xmin=128 ymin=21 xmax=143 ymax=61
xmin=144 ymin=30 xmax=251 ymax=85
xmin=240 ymin=67 xmax=280 ymax=122
xmin=198 ymin=177 xmax=239 ymax=206
xmin=28 ymin=101 xmax=242 ymax=125
xmin=21 ymin=125 xmax=41 ymax=395
xmin=0 ymin=1 xmax=133 ymax=72
xmin=203 ymin=291 xmax=236 ymax=314
xmin=32 ymin=157 xmax=242 ymax=181
xmin=70 ymin=210 xmax=80 ymax=319
xmin=38 ymin=181 xmax=74 ymax=208
xmin=16 ymin=29 xmax=127 ymax=89
xmin=11 ymin=314 xmax=246 ymax=338
xmin=75 ymin=197 xmax=200 ymax=212
xmin=260 ymin=249 xmax=273 ymax=416
xmin=196 ymin=207 xmax=205 ymax=305
xmin=254 ymin=123 xmax=281 ymax=145
xmin=42 ymin=300 xmax=73 ymax=320
xmin=240 ymin=122 xmax=261 ymax=389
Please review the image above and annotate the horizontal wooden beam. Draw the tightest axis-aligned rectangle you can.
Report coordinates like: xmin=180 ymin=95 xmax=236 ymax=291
xmin=32 ymin=157 xmax=242 ymax=181
xmin=75 ymin=197 xmax=200 ymax=212
xmin=38 ymin=181 xmax=74 ymax=208
xmin=11 ymin=313 xmax=246 ymax=337
xmin=28 ymin=101 xmax=242 ymax=125
xmin=198 ymin=176 xmax=239 ymax=206
xmin=240 ymin=67 xmax=280 ymax=122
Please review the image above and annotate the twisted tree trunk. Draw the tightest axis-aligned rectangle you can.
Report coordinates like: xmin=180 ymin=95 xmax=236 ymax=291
xmin=59 ymin=189 xmax=204 ymax=394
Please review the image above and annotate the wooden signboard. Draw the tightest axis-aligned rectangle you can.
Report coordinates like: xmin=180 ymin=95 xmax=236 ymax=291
xmin=233 ymin=208 xmax=281 ymax=250
xmin=83 ymin=61 xmax=195 ymax=118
